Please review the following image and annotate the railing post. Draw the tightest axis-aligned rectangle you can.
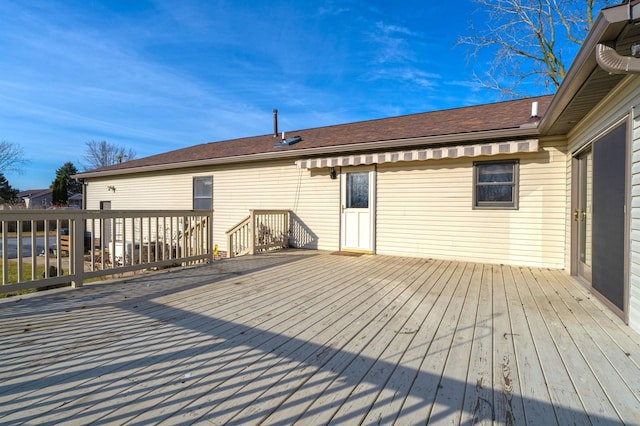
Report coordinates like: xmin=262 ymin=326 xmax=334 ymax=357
xmin=250 ymin=210 xmax=256 ymax=255
xmin=227 ymin=229 xmax=233 ymax=258
xmin=285 ymin=210 xmax=291 ymax=248
xmin=71 ymin=214 xmax=85 ymax=288
xmin=207 ymin=212 xmax=213 ymax=262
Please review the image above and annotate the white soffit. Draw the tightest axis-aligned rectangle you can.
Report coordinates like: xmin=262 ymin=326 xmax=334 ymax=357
xmin=295 ymin=139 xmax=539 ymax=169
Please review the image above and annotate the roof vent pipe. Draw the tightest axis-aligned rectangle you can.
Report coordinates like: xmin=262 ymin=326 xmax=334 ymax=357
xmin=596 ymin=42 xmax=640 ymax=74
xmin=273 ymin=109 xmax=278 ymax=137
xmin=531 ymin=101 xmax=539 ymax=118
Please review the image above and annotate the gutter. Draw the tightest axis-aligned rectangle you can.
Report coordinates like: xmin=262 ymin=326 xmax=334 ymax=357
xmin=74 ymin=126 xmax=539 ymax=179
xmin=538 ymin=3 xmax=630 ymax=134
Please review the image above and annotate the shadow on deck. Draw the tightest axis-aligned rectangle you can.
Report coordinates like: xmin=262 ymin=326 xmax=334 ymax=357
xmin=1 ymin=250 xmax=639 ymax=424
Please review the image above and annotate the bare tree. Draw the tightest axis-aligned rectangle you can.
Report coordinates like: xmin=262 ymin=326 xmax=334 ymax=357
xmin=458 ymin=0 xmax=612 ymax=97
xmin=82 ymin=140 xmax=136 ymax=170
xmin=0 ymin=140 xmax=28 ymax=174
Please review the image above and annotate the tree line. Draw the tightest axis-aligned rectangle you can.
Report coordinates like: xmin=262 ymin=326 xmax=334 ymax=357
xmin=0 ymin=140 xmax=136 ymax=206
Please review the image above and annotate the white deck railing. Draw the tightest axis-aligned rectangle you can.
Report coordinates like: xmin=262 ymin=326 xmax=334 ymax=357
xmin=226 ymin=210 xmax=290 ymax=258
xmin=0 ymin=210 xmax=213 ymax=294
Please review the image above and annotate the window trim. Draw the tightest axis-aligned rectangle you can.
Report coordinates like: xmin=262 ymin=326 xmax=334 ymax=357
xmin=193 ymin=176 xmax=213 ymax=211
xmin=473 ymin=160 xmax=519 ymax=210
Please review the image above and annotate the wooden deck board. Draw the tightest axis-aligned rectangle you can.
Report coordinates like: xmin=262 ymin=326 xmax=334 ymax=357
xmin=459 ymin=264 xmax=494 ymax=425
xmin=515 ymin=266 xmax=591 ymax=425
xmin=1 ymin=250 xmax=639 ymax=425
xmin=394 ymin=261 xmax=471 ymax=424
xmin=428 ymin=263 xmax=483 ymax=424
xmin=102 ymin=253 xmax=410 ymax=421
xmin=504 ymin=266 xmax=558 ymax=425
xmin=532 ymin=268 xmax=639 ymax=422
xmin=359 ymin=259 xmax=460 ymax=425
xmin=255 ymin=257 xmax=425 ymax=425
xmin=43 ymin=253 xmax=385 ymax=424
xmin=491 ymin=265 xmax=527 ymax=425
xmin=224 ymin=258 xmax=432 ymax=425
xmin=155 ymin=255 xmax=416 ymax=425
xmin=2 ymin=254 xmax=335 ymax=423
xmin=294 ymin=258 xmax=439 ymax=425
xmin=324 ymin=259 xmax=444 ymax=426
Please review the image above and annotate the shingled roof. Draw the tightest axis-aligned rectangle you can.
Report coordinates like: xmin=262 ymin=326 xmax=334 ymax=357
xmin=77 ymin=95 xmax=552 ymax=178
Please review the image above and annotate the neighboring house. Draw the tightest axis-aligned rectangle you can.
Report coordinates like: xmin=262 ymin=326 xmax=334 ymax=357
xmin=75 ymin=2 xmax=640 ymax=332
xmin=67 ymin=193 xmax=83 ymax=209
xmin=18 ymin=189 xmax=53 ymax=209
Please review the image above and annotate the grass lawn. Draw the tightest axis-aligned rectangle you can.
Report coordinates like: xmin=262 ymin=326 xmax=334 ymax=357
xmin=0 ymin=260 xmax=70 ymax=298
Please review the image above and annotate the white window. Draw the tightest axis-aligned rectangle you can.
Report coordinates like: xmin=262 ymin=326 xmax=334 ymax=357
xmin=193 ymin=177 xmax=212 ymax=210
xmin=473 ymin=160 xmax=519 ymax=209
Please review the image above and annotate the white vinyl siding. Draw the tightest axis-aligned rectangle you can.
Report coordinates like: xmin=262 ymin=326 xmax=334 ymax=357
xmin=375 ymin=140 xmax=567 ymax=268
xmin=84 ymin=160 xmax=340 ymax=253
xmin=85 ymin=145 xmax=566 ymax=268
xmin=212 ymin=161 xmax=339 ymax=251
xmin=631 ymin=111 xmax=640 ymax=331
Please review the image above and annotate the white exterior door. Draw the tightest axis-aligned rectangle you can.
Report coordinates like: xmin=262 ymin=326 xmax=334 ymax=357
xmin=341 ymin=167 xmax=375 ymax=252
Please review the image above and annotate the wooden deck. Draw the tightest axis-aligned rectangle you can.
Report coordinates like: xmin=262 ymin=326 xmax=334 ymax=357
xmin=1 ymin=250 xmax=640 ymax=425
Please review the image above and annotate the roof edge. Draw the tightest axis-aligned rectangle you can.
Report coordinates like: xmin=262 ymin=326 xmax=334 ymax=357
xmin=75 ymin=127 xmax=539 ymax=180
xmin=539 ymin=2 xmax=630 ymax=133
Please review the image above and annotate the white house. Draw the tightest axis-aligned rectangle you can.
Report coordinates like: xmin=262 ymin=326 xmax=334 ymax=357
xmin=75 ymin=1 xmax=640 ymax=332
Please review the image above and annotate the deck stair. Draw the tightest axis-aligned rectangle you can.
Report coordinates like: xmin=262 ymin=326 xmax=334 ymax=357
xmin=226 ymin=210 xmax=290 ymax=258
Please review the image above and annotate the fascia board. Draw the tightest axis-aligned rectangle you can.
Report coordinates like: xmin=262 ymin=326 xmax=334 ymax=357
xmin=539 ymin=3 xmax=630 ymax=134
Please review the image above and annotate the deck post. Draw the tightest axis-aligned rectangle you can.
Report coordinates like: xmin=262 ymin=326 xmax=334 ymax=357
xmin=206 ymin=213 xmax=213 ymax=263
xmin=250 ymin=210 xmax=256 ymax=255
xmin=71 ymin=214 xmax=85 ymax=288
xmin=285 ymin=210 xmax=290 ymax=248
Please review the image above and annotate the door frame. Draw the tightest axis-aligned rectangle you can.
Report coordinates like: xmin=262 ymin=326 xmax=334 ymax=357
xmin=340 ymin=165 xmax=376 ymax=253
xmin=570 ymin=117 xmax=631 ymax=321
xmin=571 ymin=148 xmax=593 ymax=284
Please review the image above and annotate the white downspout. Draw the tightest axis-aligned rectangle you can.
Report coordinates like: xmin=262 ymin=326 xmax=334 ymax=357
xmin=596 ymin=43 xmax=640 ymax=74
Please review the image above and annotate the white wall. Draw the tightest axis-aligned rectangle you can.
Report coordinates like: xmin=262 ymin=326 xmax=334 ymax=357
xmin=86 ymin=143 xmax=567 ymax=269
xmin=84 ymin=160 xmax=341 ymax=253
xmin=376 ymin=139 xmax=567 ymax=268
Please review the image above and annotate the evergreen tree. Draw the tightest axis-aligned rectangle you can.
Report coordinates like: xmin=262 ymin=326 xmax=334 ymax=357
xmin=0 ymin=173 xmax=18 ymax=204
xmin=52 ymin=176 xmax=67 ymax=205
xmin=53 ymin=162 xmax=81 ymax=194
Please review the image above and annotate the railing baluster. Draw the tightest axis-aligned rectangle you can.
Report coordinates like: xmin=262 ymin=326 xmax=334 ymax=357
xmin=30 ymin=220 xmax=36 ymax=279
xmin=88 ymin=218 xmax=94 ymax=271
xmin=225 ymin=210 xmax=290 ymax=258
xmin=44 ymin=220 xmax=50 ymax=277
xmin=2 ymin=220 xmax=7 ymax=286
xmin=17 ymin=221 xmax=23 ymax=282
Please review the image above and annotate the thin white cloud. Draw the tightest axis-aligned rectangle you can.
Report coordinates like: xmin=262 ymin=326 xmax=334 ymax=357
xmin=317 ymin=1 xmax=351 ymax=16
xmin=367 ymin=22 xmax=416 ymax=64
xmin=365 ymin=67 xmax=441 ymax=88
xmin=375 ymin=22 xmax=419 ymax=37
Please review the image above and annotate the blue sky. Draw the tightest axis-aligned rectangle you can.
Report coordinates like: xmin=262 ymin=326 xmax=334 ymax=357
xmin=1 ymin=0 xmax=553 ymax=190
